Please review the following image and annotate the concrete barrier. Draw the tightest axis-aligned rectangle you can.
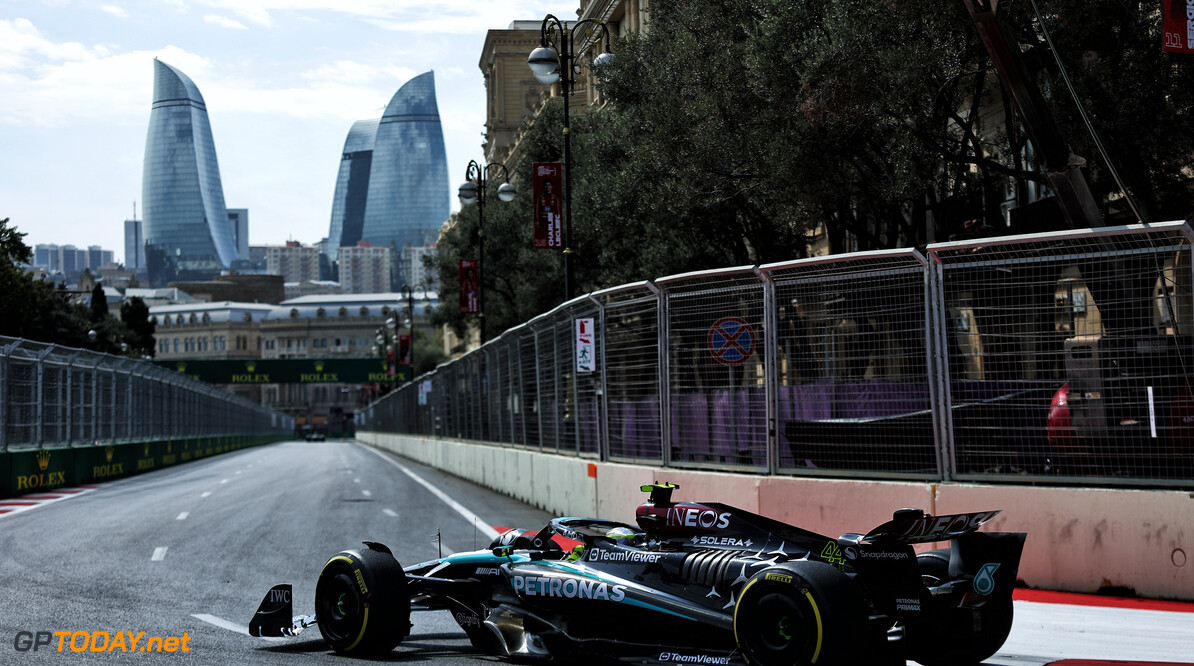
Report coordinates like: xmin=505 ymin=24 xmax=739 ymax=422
xmin=934 ymin=483 xmax=1192 ymax=600
xmin=357 ymin=432 xmax=1193 ymax=601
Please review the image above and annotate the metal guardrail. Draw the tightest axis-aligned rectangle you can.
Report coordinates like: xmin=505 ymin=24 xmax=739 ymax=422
xmin=366 ymin=222 xmax=1194 ymax=488
xmin=0 ymin=337 xmax=293 ymax=451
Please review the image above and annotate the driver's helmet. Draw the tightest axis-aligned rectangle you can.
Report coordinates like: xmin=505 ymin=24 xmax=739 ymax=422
xmin=606 ymin=526 xmax=644 ymax=547
xmin=492 ymin=528 xmax=524 ymax=549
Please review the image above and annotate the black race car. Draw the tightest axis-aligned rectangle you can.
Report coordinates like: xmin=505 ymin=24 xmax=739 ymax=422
xmin=250 ymin=483 xmax=1025 ymax=665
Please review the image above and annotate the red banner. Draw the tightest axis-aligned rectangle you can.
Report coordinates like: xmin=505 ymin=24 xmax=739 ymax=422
xmin=1164 ymin=0 xmax=1194 ymax=53
xmin=459 ymin=258 xmax=479 ymax=314
xmin=398 ymin=334 xmax=411 ymax=366
xmin=532 ymin=162 xmax=563 ymax=250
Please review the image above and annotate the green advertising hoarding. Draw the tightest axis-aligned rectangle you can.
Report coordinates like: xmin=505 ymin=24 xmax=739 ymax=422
xmin=153 ymin=358 xmax=409 ymax=384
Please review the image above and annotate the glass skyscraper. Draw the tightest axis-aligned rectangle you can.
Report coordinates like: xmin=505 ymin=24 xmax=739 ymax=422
xmin=142 ymin=58 xmax=238 ymax=286
xmin=328 ymin=72 xmax=449 ymax=283
xmin=326 ymin=119 xmax=379 ymax=262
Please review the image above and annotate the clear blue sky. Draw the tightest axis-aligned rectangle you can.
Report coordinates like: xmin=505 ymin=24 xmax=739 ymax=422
xmin=1 ymin=0 xmax=569 ymax=263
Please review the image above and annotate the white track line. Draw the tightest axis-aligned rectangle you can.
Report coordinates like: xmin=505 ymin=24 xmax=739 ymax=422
xmin=176 ymin=511 xmax=190 ymax=520
xmin=151 ymin=547 xmax=168 ymax=561
xmin=0 ymin=486 xmax=98 ymax=519
xmin=357 ymin=444 xmax=500 ymax=540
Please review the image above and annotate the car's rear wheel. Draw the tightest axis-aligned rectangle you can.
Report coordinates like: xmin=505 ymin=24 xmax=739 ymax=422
xmin=733 ymin=561 xmax=862 ymax=666
xmin=912 ymin=548 xmax=1014 ymax=666
xmin=315 ymin=542 xmax=409 ymax=655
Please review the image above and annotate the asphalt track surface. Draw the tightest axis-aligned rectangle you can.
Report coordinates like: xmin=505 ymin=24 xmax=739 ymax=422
xmin=1 ymin=439 xmax=1190 ymax=665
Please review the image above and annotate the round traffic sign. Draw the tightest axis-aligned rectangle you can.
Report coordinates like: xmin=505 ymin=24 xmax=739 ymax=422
xmin=708 ymin=317 xmax=755 ymax=366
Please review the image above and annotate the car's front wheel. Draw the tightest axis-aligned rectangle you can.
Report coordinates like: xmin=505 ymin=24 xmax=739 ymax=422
xmin=314 ymin=542 xmax=410 ymax=655
xmin=733 ymin=561 xmax=863 ymax=666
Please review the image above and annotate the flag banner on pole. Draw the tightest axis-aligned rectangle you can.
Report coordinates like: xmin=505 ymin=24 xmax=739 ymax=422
xmin=1164 ymin=0 xmax=1194 ymax=53
xmin=532 ymin=162 xmax=563 ymax=250
xmin=460 ymin=258 xmax=479 ymax=313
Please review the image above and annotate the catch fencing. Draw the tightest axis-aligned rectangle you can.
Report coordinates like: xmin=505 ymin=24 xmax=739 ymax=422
xmin=0 ymin=336 xmax=292 ymax=451
xmin=365 ymin=222 xmax=1194 ymax=488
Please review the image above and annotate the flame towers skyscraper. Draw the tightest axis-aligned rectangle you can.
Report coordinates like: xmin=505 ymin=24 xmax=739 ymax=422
xmin=142 ymin=58 xmax=238 ymax=286
xmin=326 ymin=119 xmax=380 ymax=263
xmin=327 ymin=71 xmax=449 ymax=286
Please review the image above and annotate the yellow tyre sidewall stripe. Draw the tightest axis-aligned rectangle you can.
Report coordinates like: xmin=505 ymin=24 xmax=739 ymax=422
xmin=322 ymin=555 xmax=371 ymax=652
xmin=802 ymin=588 xmax=823 ymax=663
xmin=732 ymin=578 xmax=758 ymax=644
xmin=732 ymin=577 xmax=825 ymax=664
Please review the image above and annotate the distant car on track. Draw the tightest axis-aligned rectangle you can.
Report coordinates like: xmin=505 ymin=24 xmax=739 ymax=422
xmin=250 ymin=483 xmax=1025 ymax=665
xmin=300 ymin=427 xmax=326 ymax=442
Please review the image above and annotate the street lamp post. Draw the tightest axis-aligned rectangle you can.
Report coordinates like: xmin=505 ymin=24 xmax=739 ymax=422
xmin=528 ymin=15 xmax=613 ymax=302
xmin=458 ymin=160 xmax=516 ymax=344
xmin=401 ymin=284 xmax=415 ymax=372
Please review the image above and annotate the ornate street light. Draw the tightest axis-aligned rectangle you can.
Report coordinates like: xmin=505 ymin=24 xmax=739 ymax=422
xmin=528 ymin=15 xmax=613 ymax=302
xmin=401 ymin=284 xmax=415 ymax=372
xmin=458 ymin=160 xmax=515 ymax=344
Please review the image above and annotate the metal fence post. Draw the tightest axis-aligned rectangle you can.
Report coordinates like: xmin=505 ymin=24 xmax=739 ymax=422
xmin=34 ymin=350 xmax=45 ymax=447
xmin=757 ymin=267 xmax=779 ymax=475
xmin=0 ymin=340 xmax=9 ymax=451
xmin=90 ymin=354 xmax=100 ymax=446
xmin=532 ymin=327 xmax=543 ymax=452
xmin=64 ymin=350 xmax=74 ymax=445
xmin=590 ymin=293 xmax=609 ymax=462
xmin=926 ymin=255 xmax=955 ymax=481
xmin=657 ymin=283 xmax=671 ymax=468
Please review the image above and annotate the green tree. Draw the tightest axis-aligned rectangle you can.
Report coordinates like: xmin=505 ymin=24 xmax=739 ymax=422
xmin=120 ymin=296 xmax=156 ymax=357
xmin=0 ymin=217 xmax=145 ymax=354
xmin=433 ymin=1 xmax=1194 ymax=342
xmin=411 ymin=330 xmax=446 ymax=376
xmin=90 ymin=282 xmax=109 ymax=322
xmin=0 ymin=217 xmax=39 ymax=339
xmin=1003 ymin=0 xmax=1194 ymax=223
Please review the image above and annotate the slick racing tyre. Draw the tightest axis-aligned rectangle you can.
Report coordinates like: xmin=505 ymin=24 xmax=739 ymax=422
xmin=912 ymin=549 xmax=1013 ymax=666
xmin=315 ymin=542 xmax=410 ymax=655
xmin=733 ymin=561 xmax=862 ymax=666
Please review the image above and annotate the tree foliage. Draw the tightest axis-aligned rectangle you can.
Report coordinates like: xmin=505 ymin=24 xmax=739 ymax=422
xmin=0 ymin=217 xmax=154 ymax=355
xmin=431 ymin=1 xmax=1194 ymax=343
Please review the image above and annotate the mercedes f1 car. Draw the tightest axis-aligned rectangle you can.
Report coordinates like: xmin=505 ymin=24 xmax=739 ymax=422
xmin=250 ymin=483 xmax=1025 ymax=665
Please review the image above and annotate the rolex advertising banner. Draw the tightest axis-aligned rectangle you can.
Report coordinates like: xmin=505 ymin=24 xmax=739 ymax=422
xmin=154 ymin=358 xmax=406 ymax=384
xmin=2 ymin=435 xmax=278 ymax=499
xmin=1164 ymin=0 xmax=1194 ymax=53
xmin=460 ymin=258 xmax=479 ymax=313
xmin=532 ymin=162 xmax=563 ymax=250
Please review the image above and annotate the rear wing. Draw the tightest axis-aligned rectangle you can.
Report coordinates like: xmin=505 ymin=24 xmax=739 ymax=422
xmin=863 ymin=509 xmax=1001 ymax=545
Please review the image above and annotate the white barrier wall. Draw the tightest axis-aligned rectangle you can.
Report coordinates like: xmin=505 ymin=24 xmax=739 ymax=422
xmin=358 ymin=433 xmax=1192 ymax=601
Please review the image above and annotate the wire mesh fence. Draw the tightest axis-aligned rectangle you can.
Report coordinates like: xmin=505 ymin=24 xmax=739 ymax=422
xmin=762 ymin=249 xmax=938 ymax=478
xmin=364 ymin=222 xmax=1194 ymax=488
xmin=931 ymin=223 xmax=1194 ymax=484
xmin=1 ymin=337 xmax=291 ymax=451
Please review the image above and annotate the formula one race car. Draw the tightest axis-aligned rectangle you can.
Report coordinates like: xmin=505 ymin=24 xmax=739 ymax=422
xmin=250 ymin=484 xmax=1025 ymax=665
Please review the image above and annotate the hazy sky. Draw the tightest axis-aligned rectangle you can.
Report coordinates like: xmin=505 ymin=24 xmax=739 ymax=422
xmin=1 ymin=0 xmax=568 ymax=263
